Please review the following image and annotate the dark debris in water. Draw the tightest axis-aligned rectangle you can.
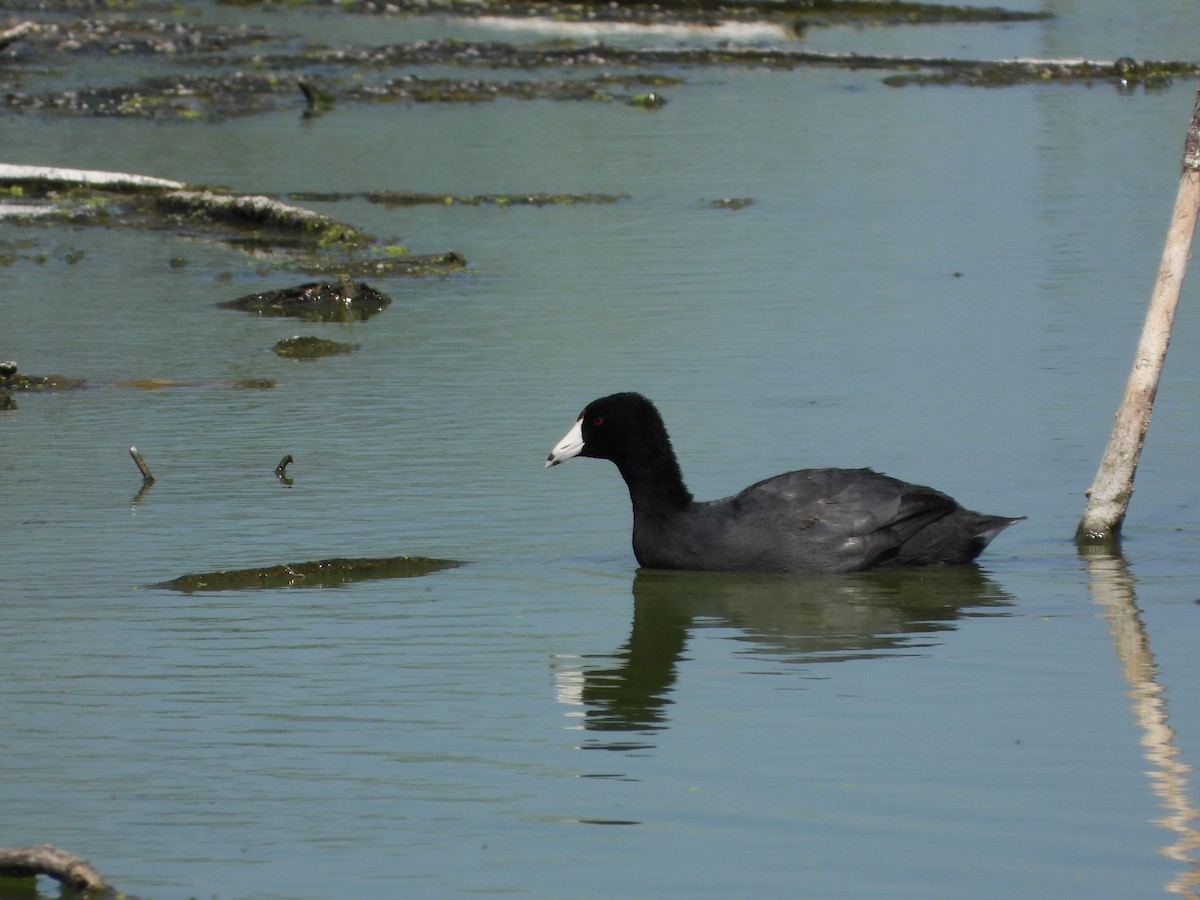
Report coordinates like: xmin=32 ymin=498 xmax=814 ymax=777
xmin=5 ymin=70 xmax=680 ymax=120
xmin=881 ymin=56 xmax=1195 ymax=88
xmin=10 ymin=16 xmax=277 ymax=58
xmin=0 ymin=236 xmax=87 ymax=267
xmin=0 ymin=365 xmax=86 ymax=411
xmin=219 ymin=280 xmax=393 ymax=322
xmin=155 ymin=555 xmax=463 ymax=592
xmin=280 ymin=249 xmax=468 ymax=279
xmin=5 ymin=72 xmax=291 ymax=122
xmin=0 ymin=371 xmax=86 ymax=391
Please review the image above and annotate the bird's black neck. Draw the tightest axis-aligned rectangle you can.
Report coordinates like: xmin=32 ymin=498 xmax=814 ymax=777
xmin=613 ymin=442 xmax=694 ymax=516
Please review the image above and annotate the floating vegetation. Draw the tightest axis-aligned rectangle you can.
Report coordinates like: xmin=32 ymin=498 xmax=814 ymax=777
xmin=2 ymin=166 xmax=470 ymax=276
xmin=1 ymin=168 xmax=364 ymax=249
xmin=301 ymin=190 xmax=632 ymax=208
xmin=0 ymin=364 xmax=86 ymax=411
xmin=220 ymin=280 xmax=392 ymax=322
xmin=0 ymin=238 xmax=87 ymax=267
xmin=6 ymin=73 xmax=297 ymax=122
xmin=772 ymin=0 xmax=1051 ymax=26
xmin=156 ymin=555 xmax=463 ymax=592
xmin=273 ymin=335 xmax=358 ymax=359
xmin=881 ymin=56 xmax=1197 ymax=88
xmin=212 ymin=0 xmax=1050 ymax=28
xmin=710 ymin=197 xmax=753 ymax=210
xmin=628 ymin=92 xmax=667 ymax=110
xmin=12 ymin=17 xmax=276 ymax=58
xmin=280 ymin=249 xmax=468 ymax=279
xmin=6 ymin=71 xmax=682 ymax=121
xmin=0 ymin=371 xmax=86 ymax=392
xmin=0 ymin=6 xmax=1188 ymax=139
xmin=344 ymin=74 xmax=675 ymax=107
xmin=113 ymin=378 xmax=278 ymax=389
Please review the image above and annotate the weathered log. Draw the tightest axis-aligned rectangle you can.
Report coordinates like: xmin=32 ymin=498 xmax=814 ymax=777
xmin=0 ymin=162 xmax=184 ymax=191
xmin=0 ymin=164 xmax=360 ymax=243
xmin=155 ymin=190 xmax=360 ymax=242
xmin=0 ymin=21 xmax=36 ymax=51
xmin=0 ymin=844 xmax=108 ymax=892
xmin=1077 ymin=87 xmax=1200 ymax=543
xmin=129 ymin=446 xmax=154 ymax=483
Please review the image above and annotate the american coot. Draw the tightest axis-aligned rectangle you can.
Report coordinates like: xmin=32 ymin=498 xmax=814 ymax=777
xmin=546 ymin=392 xmax=1022 ymax=574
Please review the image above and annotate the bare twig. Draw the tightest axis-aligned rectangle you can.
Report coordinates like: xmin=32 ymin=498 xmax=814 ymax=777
xmin=129 ymin=445 xmax=154 ymax=482
xmin=275 ymin=453 xmax=294 ymax=476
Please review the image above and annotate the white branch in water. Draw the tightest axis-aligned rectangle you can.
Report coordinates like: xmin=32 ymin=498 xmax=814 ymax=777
xmin=156 ymin=189 xmax=359 ymax=239
xmin=0 ymin=844 xmax=109 ymax=892
xmin=0 ymin=21 xmax=36 ymax=49
xmin=0 ymin=163 xmax=359 ymax=239
xmin=0 ymin=163 xmax=185 ymax=190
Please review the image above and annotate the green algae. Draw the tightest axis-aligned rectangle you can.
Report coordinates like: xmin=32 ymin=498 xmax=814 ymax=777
xmin=156 ymin=555 xmax=463 ymax=592
xmin=273 ymin=335 xmax=358 ymax=359
xmin=0 ymin=372 xmax=87 ymax=392
xmin=882 ymin=56 xmax=1199 ymax=88
xmin=0 ymin=370 xmax=87 ymax=410
xmin=628 ymin=92 xmax=667 ymax=110
xmin=0 ymin=238 xmax=88 ymax=267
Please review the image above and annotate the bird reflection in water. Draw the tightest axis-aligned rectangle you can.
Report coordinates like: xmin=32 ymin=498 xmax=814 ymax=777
xmin=553 ymin=565 xmax=1013 ymax=750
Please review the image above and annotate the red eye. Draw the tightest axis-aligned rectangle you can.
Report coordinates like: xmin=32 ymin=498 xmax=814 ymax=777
xmin=593 ymin=417 xmax=605 ymax=426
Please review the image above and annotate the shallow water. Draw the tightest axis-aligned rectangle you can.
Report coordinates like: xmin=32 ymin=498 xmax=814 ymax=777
xmin=3 ymin=2 xmax=1200 ymax=898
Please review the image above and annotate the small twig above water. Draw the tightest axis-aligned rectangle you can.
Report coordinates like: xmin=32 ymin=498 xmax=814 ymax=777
xmin=129 ymin=445 xmax=154 ymax=483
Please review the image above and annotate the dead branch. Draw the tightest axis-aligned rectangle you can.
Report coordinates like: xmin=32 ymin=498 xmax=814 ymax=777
xmin=129 ymin=445 xmax=154 ymax=482
xmin=0 ymin=844 xmax=109 ymax=892
xmin=0 ymin=162 xmax=184 ymax=191
xmin=0 ymin=21 xmax=36 ymax=51
xmin=1077 ymin=86 xmax=1200 ymax=543
xmin=155 ymin=189 xmax=360 ymax=242
xmin=0 ymin=163 xmax=361 ymax=242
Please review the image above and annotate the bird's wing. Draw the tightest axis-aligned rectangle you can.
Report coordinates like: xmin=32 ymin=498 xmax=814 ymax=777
xmin=724 ymin=468 xmax=957 ymax=566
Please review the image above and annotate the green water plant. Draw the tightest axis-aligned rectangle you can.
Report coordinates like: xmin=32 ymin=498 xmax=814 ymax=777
xmin=156 ymin=555 xmax=463 ymax=592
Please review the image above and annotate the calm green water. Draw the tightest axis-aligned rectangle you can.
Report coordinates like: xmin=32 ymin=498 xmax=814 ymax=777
xmin=3 ymin=3 xmax=1200 ymax=898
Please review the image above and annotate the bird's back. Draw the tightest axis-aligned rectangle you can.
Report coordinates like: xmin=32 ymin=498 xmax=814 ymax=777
xmin=632 ymin=467 xmax=1012 ymax=574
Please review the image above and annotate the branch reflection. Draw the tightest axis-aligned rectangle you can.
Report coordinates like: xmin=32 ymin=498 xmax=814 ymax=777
xmin=1081 ymin=545 xmax=1200 ymax=899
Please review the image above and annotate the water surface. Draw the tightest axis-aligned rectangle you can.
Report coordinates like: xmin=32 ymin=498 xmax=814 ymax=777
xmin=2 ymin=2 xmax=1199 ymax=898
